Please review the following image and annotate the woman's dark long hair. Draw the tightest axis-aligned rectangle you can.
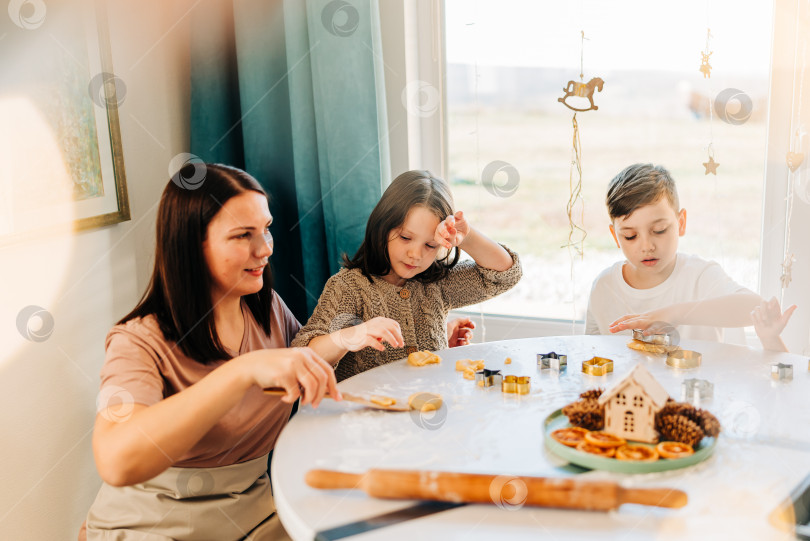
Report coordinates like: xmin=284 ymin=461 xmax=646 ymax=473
xmin=119 ymin=163 xmax=274 ymax=364
xmin=344 ymin=170 xmax=460 ymax=283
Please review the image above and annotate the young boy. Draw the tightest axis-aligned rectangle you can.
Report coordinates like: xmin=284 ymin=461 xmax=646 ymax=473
xmin=585 ymin=163 xmax=762 ymax=342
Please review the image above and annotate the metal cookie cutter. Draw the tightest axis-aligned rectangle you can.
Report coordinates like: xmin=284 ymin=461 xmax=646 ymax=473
xmin=537 ymin=351 xmax=567 ymax=371
xmin=771 ymin=362 xmax=793 ymax=381
xmin=682 ymin=378 xmax=714 ymax=403
xmin=582 ymin=357 xmax=613 ymax=376
xmin=475 ymin=368 xmax=503 ymax=388
xmin=501 ymin=375 xmax=531 ymax=394
xmin=666 ymin=349 xmax=702 ymax=369
xmin=632 ymin=328 xmax=673 ymax=346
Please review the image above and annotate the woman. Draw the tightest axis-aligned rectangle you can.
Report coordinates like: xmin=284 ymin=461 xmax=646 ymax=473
xmin=82 ymin=164 xmax=339 ymax=540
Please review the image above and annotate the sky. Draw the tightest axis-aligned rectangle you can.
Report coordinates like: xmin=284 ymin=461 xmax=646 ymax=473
xmin=445 ymin=0 xmax=774 ymax=75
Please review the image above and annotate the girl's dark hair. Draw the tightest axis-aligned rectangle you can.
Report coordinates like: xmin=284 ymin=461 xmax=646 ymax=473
xmin=119 ymin=163 xmax=274 ymax=364
xmin=606 ymin=163 xmax=680 ymax=220
xmin=344 ymin=170 xmax=459 ymax=283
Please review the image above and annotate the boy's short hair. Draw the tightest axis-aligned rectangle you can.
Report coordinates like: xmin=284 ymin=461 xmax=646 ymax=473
xmin=606 ymin=163 xmax=680 ymax=220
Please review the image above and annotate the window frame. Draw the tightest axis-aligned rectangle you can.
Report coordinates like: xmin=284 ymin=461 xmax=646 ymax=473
xmin=381 ymin=0 xmax=810 ymax=352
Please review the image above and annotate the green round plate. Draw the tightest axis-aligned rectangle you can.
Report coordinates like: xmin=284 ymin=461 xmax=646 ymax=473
xmin=544 ymin=409 xmax=717 ymax=474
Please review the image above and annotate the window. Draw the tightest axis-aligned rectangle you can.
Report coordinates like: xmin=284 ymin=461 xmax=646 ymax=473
xmin=443 ymin=0 xmax=773 ymax=320
xmin=616 ymin=392 xmax=626 ymax=406
xmin=633 ymin=395 xmax=644 ymax=408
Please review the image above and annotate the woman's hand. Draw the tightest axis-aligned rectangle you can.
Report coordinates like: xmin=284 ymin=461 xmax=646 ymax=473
xmin=447 ymin=317 xmax=474 ymax=347
xmin=240 ymin=347 xmax=340 ymax=408
xmin=435 ymin=211 xmax=470 ymax=249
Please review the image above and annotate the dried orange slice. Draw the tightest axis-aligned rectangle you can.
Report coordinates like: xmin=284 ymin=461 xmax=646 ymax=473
xmin=656 ymin=441 xmax=694 ymax=459
xmin=615 ymin=444 xmax=659 ymax=461
xmin=576 ymin=440 xmax=616 ymax=457
xmin=551 ymin=427 xmax=589 ymax=447
xmin=584 ymin=431 xmax=626 ymax=448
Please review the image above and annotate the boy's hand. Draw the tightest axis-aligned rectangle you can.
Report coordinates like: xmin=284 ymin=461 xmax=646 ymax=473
xmin=435 ymin=211 xmax=470 ymax=249
xmin=751 ymin=297 xmax=796 ymax=341
xmin=609 ymin=311 xmax=675 ymax=334
xmin=447 ymin=317 xmax=475 ymax=347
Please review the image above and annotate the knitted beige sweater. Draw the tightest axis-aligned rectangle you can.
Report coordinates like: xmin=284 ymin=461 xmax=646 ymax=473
xmin=291 ymin=247 xmax=522 ymax=381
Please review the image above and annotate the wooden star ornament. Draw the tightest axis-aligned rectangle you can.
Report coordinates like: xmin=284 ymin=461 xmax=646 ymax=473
xmin=703 ymin=156 xmax=719 ymax=175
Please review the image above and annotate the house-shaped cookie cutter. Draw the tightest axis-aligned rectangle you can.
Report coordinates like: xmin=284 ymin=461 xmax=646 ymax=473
xmin=501 ymin=375 xmax=531 ymax=394
xmin=682 ymin=378 xmax=714 ymax=403
xmin=771 ymin=362 xmax=793 ymax=381
xmin=632 ymin=329 xmax=673 ymax=346
xmin=582 ymin=356 xmax=614 ymax=376
xmin=537 ymin=351 xmax=567 ymax=371
xmin=666 ymin=349 xmax=702 ymax=369
xmin=475 ymin=368 xmax=503 ymax=388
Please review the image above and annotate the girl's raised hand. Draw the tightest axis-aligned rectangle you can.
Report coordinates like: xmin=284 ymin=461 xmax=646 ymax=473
xmin=435 ymin=211 xmax=470 ymax=249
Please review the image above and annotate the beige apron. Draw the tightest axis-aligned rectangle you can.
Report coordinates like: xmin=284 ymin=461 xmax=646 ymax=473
xmin=85 ymin=454 xmax=290 ymax=541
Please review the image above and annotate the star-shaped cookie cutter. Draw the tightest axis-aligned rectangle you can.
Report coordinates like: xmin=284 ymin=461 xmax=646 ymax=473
xmin=682 ymin=378 xmax=714 ymax=403
xmin=475 ymin=368 xmax=503 ymax=388
xmin=501 ymin=375 xmax=531 ymax=394
xmin=582 ymin=356 xmax=613 ymax=376
xmin=537 ymin=351 xmax=567 ymax=371
xmin=771 ymin=362 xmax=793 ymax=381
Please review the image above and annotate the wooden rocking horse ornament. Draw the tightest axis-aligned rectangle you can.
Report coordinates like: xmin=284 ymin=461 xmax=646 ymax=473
xmin=558 ymin=77 xmax=604 ymax=112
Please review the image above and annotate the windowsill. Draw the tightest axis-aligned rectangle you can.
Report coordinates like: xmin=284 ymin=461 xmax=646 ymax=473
xmin=450 ymin=309 xmax=763 ymax=349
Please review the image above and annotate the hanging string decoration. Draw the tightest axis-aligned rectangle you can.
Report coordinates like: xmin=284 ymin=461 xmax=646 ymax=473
xmin=566 ymin=114 xmax=587 ymax=256
xmin=701 ymin=28 xmax=719 ymax=175
xmin=558 ymin=31 xmax=603 ymax=258
xmin=780 ymin=30 xmax=809 ymax=289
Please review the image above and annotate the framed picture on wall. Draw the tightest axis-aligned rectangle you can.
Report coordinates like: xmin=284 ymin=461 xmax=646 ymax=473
xmin=0 ymin=0 xmax=129 ymax=242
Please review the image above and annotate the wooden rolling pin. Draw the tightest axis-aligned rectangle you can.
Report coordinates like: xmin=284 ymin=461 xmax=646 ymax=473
xmin=306 ymin=469 xmax=687 ymax=510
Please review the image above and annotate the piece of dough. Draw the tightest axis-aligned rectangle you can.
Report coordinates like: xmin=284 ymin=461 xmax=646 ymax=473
xmin=408 ymin=350 xmax=441 ymax=366
xmin=455 ymin=359 xmax=484 ymax=371
xmin=627 ymin=339 xmax=674 ymax=355
xmin=408 ymin=392 xmax=443 ymax=411
xmin=369 ymin=395 xmax=396 ymax=406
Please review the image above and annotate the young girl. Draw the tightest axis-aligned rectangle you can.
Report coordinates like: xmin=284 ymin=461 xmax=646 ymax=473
xmin=291 ymin=170 xmax=522 ymax=381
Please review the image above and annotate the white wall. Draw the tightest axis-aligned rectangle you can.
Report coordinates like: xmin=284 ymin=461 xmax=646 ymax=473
xmin=0 ymin=2 xmax=191 ymax=538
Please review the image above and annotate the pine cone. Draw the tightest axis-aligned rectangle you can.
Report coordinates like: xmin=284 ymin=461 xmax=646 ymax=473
xmin=658 ymin=414 xmax=704 ymax=447
xmin=656 ymin=401 xmax=700 ymax=429
xmin=579 ymin=388 xmax=604 ymax=401
xmin=562 ymin=399 xmax=605 ymax=430
xmin=697 ymin=409 xmax=721 ymax=438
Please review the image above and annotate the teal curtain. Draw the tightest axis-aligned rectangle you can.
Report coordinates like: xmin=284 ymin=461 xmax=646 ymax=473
xmin=189 ymin=0 xmax=389 ymax=321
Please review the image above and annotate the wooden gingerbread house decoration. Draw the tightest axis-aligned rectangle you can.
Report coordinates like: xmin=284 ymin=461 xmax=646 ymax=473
xmin=597 ymin=364 xmax=669 ymax=443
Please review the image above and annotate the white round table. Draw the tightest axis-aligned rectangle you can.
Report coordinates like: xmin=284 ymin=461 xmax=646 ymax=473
xmin=271 ymin=335 xmax=810 ymax=540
